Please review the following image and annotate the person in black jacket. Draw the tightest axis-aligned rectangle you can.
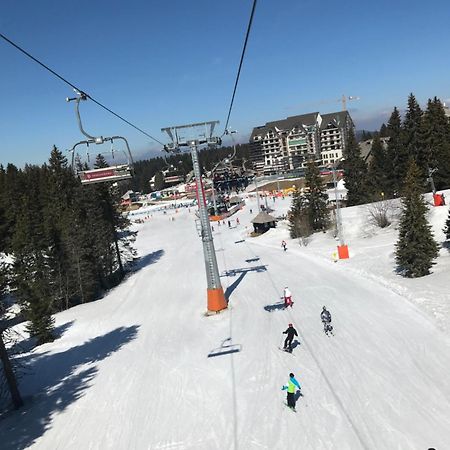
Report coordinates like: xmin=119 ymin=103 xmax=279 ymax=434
xmin=321 ymin=306 xmax=333 ymax=335
xmin=282 ymin=323 xmax=298 ymax=352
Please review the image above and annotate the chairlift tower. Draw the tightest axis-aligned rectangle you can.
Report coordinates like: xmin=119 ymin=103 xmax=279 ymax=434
xmin=161 ymin=121 xmax=228 ymax=314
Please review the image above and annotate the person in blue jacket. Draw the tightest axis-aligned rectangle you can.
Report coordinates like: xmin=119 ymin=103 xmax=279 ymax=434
xmin=281 ymin=372 xmax=301 ymax=410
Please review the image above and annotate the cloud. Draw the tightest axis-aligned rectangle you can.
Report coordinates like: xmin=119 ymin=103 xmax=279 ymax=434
xmin=351 ymin=108 xmax=398 ymax=130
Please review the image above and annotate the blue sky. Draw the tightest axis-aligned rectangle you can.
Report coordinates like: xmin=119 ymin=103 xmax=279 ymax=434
xmin=2 ymin=0 xmax=450 ymax=167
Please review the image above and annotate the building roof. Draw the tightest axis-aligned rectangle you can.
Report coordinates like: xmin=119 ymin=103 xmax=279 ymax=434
xmin=250 ymin=112 xmax=320 ymax=140
xmin=319 ymin=111 xmax=352 ymax=130
xmin=229 ymin=195 xmax=242 ymax=204
xmin=251 ymin=211 xmax=277 ymax=224
xmin=358 ymin=137 xmax=390 ymax=162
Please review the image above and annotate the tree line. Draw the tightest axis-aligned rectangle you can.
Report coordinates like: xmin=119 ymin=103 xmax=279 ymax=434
xmin=344 ymin=93 xmax=450 ymax=205
xmin=0 ymin=147 xmax=133 ymax=345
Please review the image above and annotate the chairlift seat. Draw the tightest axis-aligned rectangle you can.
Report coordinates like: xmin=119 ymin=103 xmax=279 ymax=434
xmin=78 ymin=164 xmax=132 ymax=184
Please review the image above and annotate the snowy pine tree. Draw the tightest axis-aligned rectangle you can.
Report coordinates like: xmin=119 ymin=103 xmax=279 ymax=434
xmin=304 ymin=161 xmax=330 ymax=231
xmin=368 ymin=135 xmax=391 ymax=200
xmin=422 ymin=97 xmax=450 ymax=190
xmin=444 ymin=208 xmax=450 ymax=243
xmin=288 ymin=188 xmax=311 ymax=240
xmin=343 ymin=128 xmax=370 ymax=206
xmin=386 ymin=107 xmax=404 ymax=196
xmin=395 ymin=160 xmax=439 ymax=277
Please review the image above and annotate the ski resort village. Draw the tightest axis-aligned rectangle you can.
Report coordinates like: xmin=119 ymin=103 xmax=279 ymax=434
xmin=2 ymin=1 xmax=450 ymax=449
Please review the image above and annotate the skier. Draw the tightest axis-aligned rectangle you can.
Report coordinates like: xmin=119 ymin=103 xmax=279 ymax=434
xmin=236 ymin=217 xmax=240 ymax=225
xmin=283 ymin=287 xmax=293 ymax=308
xmin=321 ymin=306 xmax=333 ymax=335
xmin=282 ymin=323 xmax=298 ymax=352
xmin=281 ymin=240 xmax=287 ymax=251
xmin=281 ymin=372 xmax=302 ymax=411
xmin=228 ymin=220 xmax=231 ymax=228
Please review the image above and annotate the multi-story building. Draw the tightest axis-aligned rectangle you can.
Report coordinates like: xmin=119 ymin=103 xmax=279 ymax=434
xmin=249 ymin=111 xmax=354 ymax=174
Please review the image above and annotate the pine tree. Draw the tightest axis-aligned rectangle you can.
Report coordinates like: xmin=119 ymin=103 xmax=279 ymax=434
xmin=288 ymin=189 xmax=311 ymax=240
xmin=11 ymin=196 xmax=55 ymax=344
xmin=304 ymin=161 xmax=329 ymax=231
xmin=402 ymin=93 xmax=428 ymax=184
xmin=395 ymin=160 xmax=438 ymax=277
xmin=42 ymin=146 xmax=78 ymax=311
xmin=386 ymin=107 xmax=403 ymax=195
xmin=422 ymin=97 xmax=450 ymax=190
xmin=343 ymin=128 xmax=370 ymax=206
xmin=444 ymin=208 xmax=450 ymax=242
xmin=154 ymin=171 xmax=165 ymax=191
xmin=379 ymin=123 xmax=388 ymax=137
xmin=368 ymin=135 xmax=390 ymax=200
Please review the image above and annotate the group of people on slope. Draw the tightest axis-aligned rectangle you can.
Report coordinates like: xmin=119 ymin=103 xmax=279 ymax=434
xmin=280 ymin=308 xmax=333 ymax=411
xmin=282 ymin=286 xmax=332 ymax=334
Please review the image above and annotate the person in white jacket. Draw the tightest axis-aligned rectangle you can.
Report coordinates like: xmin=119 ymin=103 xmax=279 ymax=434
xmin=283 ymin=287 xmax=293 ymax=308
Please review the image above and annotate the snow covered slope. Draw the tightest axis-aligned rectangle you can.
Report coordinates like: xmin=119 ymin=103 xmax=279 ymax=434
xmin=2 ymin=194 xmax=450 ymax=450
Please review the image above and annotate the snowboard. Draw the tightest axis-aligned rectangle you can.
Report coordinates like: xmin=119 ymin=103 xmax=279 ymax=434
xmin=278 ymin=347 xmax=294 ymax=355
xmin=284 ymin=403 xmax=297 ymax=412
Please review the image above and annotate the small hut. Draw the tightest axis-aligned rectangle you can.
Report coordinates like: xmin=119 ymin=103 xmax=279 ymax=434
xmin=229 ymin=195 xmax=242 ymax=206
xmin=251 ymin=211 xmax=277 ymax=234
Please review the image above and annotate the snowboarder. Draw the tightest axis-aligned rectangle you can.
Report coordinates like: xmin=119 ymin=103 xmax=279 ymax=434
xmin=283 ymin=287 xmax=293 ymax=308
xmin=281 ymin=240 xmax=287 ymax=251
xmin=282 ymin=323 xmax=298 ymax=352
xmin=281 ymin=372 xmax=301 ymax=411
xmin=321 ymin=306 xmax=333 ymax=335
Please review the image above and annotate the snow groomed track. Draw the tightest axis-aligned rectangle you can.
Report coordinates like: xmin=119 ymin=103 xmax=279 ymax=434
xmin=2 ymin=196 xmax=450 ymax=450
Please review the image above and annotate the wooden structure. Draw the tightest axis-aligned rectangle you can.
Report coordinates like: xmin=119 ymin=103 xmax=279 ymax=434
xmin=251 ymin=211 xmax=277 ymax=234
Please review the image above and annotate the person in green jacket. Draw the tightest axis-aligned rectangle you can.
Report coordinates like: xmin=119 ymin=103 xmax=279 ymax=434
xmin=281 ymin=372 xmax=301 ymax=410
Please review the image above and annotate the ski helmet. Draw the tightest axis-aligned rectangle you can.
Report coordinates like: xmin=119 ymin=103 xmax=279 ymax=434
xmin=288 ymin=323 xmax=293 ymax=327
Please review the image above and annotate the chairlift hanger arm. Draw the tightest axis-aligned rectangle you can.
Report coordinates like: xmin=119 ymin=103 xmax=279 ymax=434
xmin=67 ymin=93 xmax=104 ymax=143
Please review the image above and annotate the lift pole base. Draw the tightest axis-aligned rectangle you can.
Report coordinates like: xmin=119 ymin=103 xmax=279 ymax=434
xmin=206 ymin=288 xmax=228 ymax=314
xmin=337 ymin=245 xmax=349 ymax=259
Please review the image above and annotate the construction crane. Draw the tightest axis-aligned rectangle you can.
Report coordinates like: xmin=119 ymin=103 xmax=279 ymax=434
xmin=340 ymin=94 xmax=360 ymax=111
xmin=286 ymin=95 xmax=360 ymax=112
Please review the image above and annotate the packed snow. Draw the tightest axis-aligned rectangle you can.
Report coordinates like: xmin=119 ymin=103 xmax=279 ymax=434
xmin=1 ymin=192 xmax=450 ymax=450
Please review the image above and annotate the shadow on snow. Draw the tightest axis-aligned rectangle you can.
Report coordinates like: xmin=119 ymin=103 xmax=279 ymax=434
xmin=130 ymin=249 xmax=164 ymax=273
xmin=207 ymin=337 xmax=242 ymax=358
xmin=0 ymin=325 xmax=140 ymax=450
xmin=263 ymin=300 xmax=287 ymax=312
xmin=222 ymin=265 xmax=267 ymax=300
xmin=9 ymin=321 xmax=75 ymax=355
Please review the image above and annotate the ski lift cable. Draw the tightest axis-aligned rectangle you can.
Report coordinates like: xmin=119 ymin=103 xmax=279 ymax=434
xmin=222 ymin=0 xmax=258 ymax=135
xmin=0 ymin=32 xmax=165 ymax=146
